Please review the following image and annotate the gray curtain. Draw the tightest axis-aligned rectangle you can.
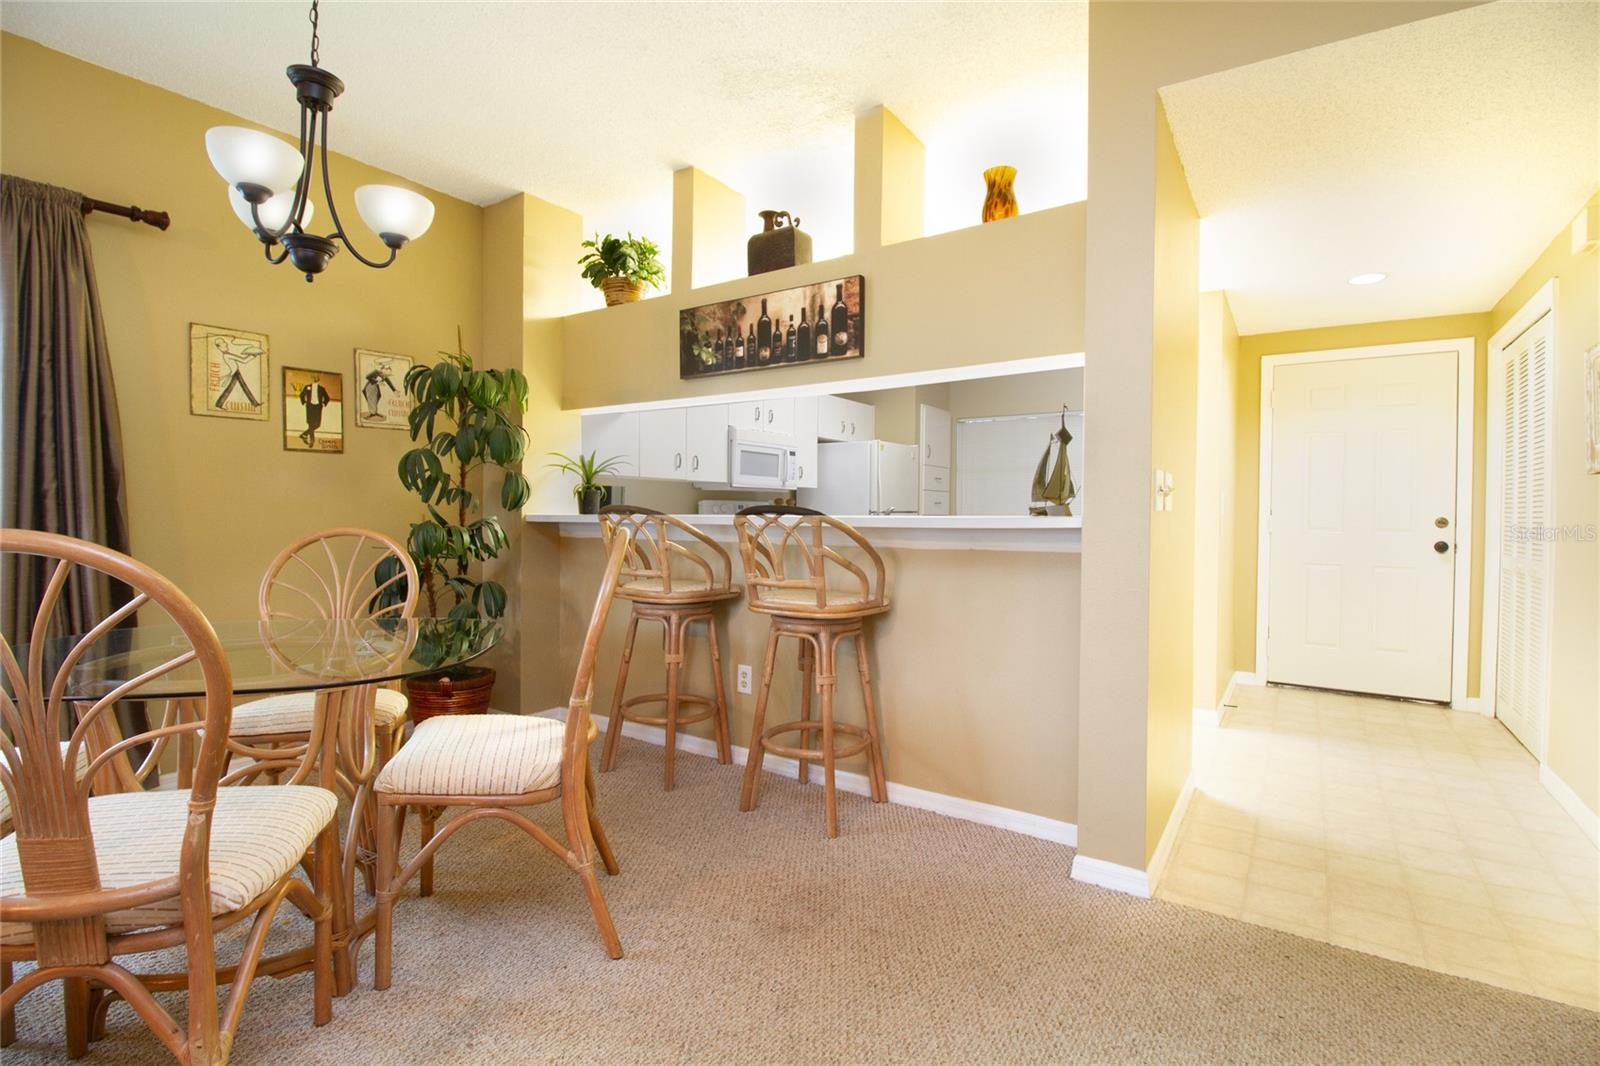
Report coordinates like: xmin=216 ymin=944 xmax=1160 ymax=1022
xmin=1 ymin=174 xmax=133 ymax=646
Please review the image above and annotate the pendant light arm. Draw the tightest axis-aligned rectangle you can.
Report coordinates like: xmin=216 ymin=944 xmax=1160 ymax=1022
xmin=244 ymin=106 xmax=315 ymax=245
xmin=316 ymin=112 xmax=398 ymax=269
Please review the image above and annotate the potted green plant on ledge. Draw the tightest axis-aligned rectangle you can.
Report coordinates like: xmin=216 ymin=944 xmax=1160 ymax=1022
xmin=396 ymin=329 xmax=530 ymax=719
xmin=578 ymin=231 xmax=666 ymax=306
xmin=547 ymin=451 xmax=626 ymax=514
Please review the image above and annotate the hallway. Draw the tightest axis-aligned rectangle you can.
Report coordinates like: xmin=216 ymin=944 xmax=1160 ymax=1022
xmin=1158 ymin=684 xmax=1599 ymax=1011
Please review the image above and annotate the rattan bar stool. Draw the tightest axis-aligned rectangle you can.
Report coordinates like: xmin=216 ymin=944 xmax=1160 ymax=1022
xmin=733 ymin=505 xmax=889 ymax=837
xmin=597 ymin=506 xmax=741 ymax=791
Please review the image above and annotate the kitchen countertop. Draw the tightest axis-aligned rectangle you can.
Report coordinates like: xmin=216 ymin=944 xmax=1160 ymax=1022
xmin=524 ymin=512 xmax=1081 ymax=553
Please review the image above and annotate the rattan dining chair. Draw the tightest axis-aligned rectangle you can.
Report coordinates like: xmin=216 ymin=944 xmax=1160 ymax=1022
xmin=227 ymin=527 xmax=419 ymax=773
xmin=597 ymin=505 xmax=740 ymax=790
xmin=0 ymin=529 xmax=338 ymax=1064
xmin=371 ymin=528 xmax=632 ymax=982
xmin=733 ymin=506 xmax=890 ymax=837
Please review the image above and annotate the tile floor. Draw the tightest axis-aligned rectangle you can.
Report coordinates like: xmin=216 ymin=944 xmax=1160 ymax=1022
xmin=1158 ymin=683 xmax=1599 ymax=1011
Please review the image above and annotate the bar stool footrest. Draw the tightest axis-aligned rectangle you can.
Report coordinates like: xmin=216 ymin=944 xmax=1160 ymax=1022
xmin=617 ymin=692 xmax=718 ymax=728
xmin=759 ymin=719 xmax=872 ymax=761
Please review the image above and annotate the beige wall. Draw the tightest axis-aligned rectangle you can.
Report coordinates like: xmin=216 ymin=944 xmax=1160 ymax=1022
xmin=1232 ymin=313 xmax=1492 ymax=696
xmin=1077 ymin=0 xmax=1471 ymax=872
xmin=560 ymin=202 xmax=1086 ymax=411
xmin=561 ymin=535 xmax=1082 ymax=822
xmin=1487 ymin=195 xmax=1600 ymax=817
xmin=1194 ymin=293 xmax=1240 ymax=710
xmin=1 ymin=34 xmax=483 ymax=624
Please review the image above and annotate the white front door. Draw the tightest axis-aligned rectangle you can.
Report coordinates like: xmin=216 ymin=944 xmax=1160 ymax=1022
xmin=1266 ymin=350 xmax=1459 ymax=701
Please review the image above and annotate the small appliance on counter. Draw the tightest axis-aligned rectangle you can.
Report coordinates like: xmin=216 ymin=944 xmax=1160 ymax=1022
xmin=797 ymin=441 xmax=918 ymax=516
xmin=697 ymin=499 xmax=773 ymax=516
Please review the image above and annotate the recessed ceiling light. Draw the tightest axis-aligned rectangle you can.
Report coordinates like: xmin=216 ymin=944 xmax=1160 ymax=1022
xmin=1348 ymin=272 xmax=1388 ymax=286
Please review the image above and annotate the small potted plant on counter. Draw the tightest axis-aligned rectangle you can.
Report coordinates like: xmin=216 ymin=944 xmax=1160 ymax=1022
xmin=547 ymin=451 xmax=626 ymax=514
xmin=578 ymin=231 xmax=666 ymax=306
xmin=395 ymin=328 xmax=530 ymax=719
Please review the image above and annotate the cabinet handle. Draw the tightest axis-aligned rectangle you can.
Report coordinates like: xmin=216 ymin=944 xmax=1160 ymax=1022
xmin=691 ymin=455 xmax=699 ymax=472
xmin=674 ymin=452 xmax=682 ymax=470
xmin=797 ymin=464 xmax=804 ymax=479
xmin=850 ymin=422 xmax=856 ymax=434
xmin=926 ymin=444 xmax=931 ymax=459
xmin=841 ymin=420 xmax=847 ymax=434
xmin=766 ymin=408 xmax=774 ymax=424
xmin=753 ymin=404 xmax=761 ymax=421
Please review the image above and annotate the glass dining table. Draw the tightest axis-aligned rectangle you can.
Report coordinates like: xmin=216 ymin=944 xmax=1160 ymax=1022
xmin=29 ymin=615 xmax=499 ymax=997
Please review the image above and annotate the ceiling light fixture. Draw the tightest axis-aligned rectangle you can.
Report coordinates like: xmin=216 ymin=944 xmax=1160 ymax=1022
xmin=204 ymin=0 xmax=434 ymax=281
xmin=1347 ymin=272 xmax=1388 ymax=286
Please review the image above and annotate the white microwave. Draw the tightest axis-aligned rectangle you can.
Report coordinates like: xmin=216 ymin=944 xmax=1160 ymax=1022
xmin=728 ymin=429 xmax=798 ymax=490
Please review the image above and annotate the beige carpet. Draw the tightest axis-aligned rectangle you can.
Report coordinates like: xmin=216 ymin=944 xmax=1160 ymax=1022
xmin=7 ymin=738 xmax=1597 ymax=1065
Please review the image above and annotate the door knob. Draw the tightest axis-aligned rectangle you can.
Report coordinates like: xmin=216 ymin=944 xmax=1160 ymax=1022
xmin=1433 ymin=540 xmax=1450 ymax=554
xmin=1435 ymin=516 xmax=1450 ymax=529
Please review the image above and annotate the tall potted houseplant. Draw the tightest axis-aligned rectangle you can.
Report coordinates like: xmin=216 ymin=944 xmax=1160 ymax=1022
xmin=396 ymin=330 xmax=530 ymax=719
xmin=578 ymin=231 xmax=666 ymax=306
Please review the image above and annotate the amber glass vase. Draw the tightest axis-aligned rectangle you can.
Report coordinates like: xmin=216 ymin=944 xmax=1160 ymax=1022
xmin=982 ymin=166 xmax=1018 ymax=223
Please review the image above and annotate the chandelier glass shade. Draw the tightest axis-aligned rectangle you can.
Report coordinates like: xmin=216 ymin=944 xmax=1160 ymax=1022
xmin=203 ymin=1 xmax=433 ymax=281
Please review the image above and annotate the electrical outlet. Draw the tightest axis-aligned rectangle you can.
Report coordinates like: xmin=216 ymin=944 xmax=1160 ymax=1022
xmin=737 ymin=664 xmax=753 ymax=695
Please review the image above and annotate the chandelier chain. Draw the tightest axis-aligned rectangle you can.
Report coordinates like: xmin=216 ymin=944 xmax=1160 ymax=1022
xmin=309 ymin=0 xmax=320 ymax=67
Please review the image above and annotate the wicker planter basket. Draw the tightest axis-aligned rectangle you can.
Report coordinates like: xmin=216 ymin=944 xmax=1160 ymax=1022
xmin=601 ymin=277 xmax=643 ymax=306
xmin=406 ymin=666 xmax=495 ymax=723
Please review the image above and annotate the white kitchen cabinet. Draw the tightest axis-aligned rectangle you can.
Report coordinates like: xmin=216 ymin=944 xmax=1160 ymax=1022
xmin=580 ymin=411 xmax=640 ymax=477
xmin=637 ymin=408 xmax=688 ymax=480
xmin=921 ymin=465 xmax=950 ymax=493
xmin=920 ymin=489 xmax=951 ymax=515
xmin=685 ymin=404 xmax=728 ymax=482
xmin=919 ymin=403 xmax=952 ymax=469
xmin=790 ymin=434 xmax=818 ymax=489
xmin=817 ymin=395 xmax=876 ymax=442
xmin=728 ymin=397 xmax=793 ymax=436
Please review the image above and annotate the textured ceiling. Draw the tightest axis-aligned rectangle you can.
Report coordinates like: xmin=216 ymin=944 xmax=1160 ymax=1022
xmin=1 ymin=1 xmax=1087 ymax=273
xmin=1161 ymin=0 xmax=1599 ymax=335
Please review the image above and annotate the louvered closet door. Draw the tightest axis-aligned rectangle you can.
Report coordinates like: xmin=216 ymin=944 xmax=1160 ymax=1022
xmin=1494 ymin=312 xmax=1553 ymax=756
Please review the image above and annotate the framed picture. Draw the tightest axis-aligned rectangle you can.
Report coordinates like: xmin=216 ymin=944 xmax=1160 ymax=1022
xmin=189 ymin=322 xmax=269 ymax=420
xmin=1586 ymin=344 xmax=1600 ymax=475
xmin=283 ymin=367 xmax=343 ymax=453
xmin=679 ymin=274 xmax=864 ymax=379
xmin=353 ymin=349 xmax=413 ymax=430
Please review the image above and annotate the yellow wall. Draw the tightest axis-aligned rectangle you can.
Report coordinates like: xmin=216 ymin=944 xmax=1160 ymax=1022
xmin=1194 ymin=292 xmax=1240 ymax=710
xmin=0 ymin=34 xmax=483 ymax=624
xmin=1233 ymin=313 xmax=1492 ymax=696
xmin=1488 ymin=195 xmax=1600 ymax=817
xmin=1077 ymin=0 xmax=1471 ymax=873
xmin=1144 ymin=102 xmax=1201 ymax=859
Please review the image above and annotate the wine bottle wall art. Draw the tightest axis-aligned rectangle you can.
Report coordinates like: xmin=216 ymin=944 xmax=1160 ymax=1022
xmin=678 ymin=274 xmax=865 ymax=380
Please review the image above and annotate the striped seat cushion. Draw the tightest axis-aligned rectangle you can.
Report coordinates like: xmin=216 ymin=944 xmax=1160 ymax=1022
xmin=0 ymin=785 xmax=337 ymax=945
xmin=230 ymin=688 xmax=409 ymax=738
xmin=0 ymin=742 xmax=90 ymax=827
xmin=375 ymin=715 xmax=564 ymax=798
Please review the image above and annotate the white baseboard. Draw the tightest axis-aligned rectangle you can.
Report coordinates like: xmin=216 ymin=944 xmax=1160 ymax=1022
xmin=1069 ymin=854 xmax=1151 ymax=898
xmin=1230 ymin=671 xmax=1264 ymax=690
xmin=1462 ymin=696 xmax=1489 ymax=716
xmin=550 ymin=708 xmax=1078 ymax=847
xmin=1540 ymin=764 xmax=1600 ymax=848
xmin=1192 ymin=705 xmax=1221 ymax=730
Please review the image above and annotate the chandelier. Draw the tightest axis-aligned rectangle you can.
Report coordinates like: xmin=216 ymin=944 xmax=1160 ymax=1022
xmin=204 ymin=0 xmax=434 ymax=281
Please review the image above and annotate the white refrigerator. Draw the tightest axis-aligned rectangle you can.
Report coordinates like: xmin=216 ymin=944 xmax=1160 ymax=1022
xmin=797 ymin=441 xmax=920 ymax=515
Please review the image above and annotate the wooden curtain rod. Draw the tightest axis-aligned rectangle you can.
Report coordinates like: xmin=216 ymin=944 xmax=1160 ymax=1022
xmin=81 ymin=196 xmax=170 ymax=231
